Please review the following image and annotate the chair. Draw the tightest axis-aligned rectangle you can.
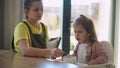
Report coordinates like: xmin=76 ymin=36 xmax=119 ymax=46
xmin=100 ymin=41 xmax=114 ymax=64
xmin=83 ymin=41 xmax=115 ymax=68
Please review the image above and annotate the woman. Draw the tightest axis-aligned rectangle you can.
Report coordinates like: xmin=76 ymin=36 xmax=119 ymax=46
xmin=13 ymin=0 xmax=64 ymax=58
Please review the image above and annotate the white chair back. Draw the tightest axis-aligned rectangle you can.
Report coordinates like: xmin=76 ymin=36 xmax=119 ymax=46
xmin=100 ymin=41 xmax=114 ymax=64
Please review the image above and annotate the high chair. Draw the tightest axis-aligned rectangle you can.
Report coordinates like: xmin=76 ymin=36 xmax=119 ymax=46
xmin=83 ymin=41 xmax=115 ymax=68
xmin=100 ymin=41 xmax=114 ymax=64
xmin=85 ymin=41 xmax=115 ymax=68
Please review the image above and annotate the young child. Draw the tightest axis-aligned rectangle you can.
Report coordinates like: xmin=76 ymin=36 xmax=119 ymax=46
xmin=73 ymin=15 xmax=108 ymax=65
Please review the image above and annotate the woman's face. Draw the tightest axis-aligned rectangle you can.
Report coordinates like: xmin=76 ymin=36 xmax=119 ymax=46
xmin=73 ymin=24 xmax=90 ymax=43
xmin=26 ymin=1 xmax=43 ymax=21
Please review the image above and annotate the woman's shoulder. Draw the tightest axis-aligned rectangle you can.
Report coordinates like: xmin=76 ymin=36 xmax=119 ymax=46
xmin=15 ymin=22 xmax=27 ymax=28
xmin=14 ymin=21 xmax=28 ymax=31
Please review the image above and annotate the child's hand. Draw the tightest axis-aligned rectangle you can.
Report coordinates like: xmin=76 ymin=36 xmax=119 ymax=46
xmin=88 ymin=60 xmax=96 ymax=65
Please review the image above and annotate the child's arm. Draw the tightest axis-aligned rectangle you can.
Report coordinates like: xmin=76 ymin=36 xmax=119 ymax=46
xmin=88 ymin=43 xmax=108 ymax=65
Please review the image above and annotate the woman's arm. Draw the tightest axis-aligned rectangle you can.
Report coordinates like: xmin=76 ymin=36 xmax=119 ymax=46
xmin=18 ymin=39 xmax=64 ymax=57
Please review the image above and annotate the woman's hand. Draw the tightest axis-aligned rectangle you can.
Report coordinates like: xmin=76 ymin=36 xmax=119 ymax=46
xmin=50 ymin=48 xmax=64 ymax=58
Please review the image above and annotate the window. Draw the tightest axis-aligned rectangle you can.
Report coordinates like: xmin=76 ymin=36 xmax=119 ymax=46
xmin=42 ymin=0 xmax=63 ymax=38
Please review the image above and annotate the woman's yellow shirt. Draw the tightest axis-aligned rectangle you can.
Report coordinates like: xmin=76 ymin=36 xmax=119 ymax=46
xmin=14 ymin=20 xmax=49 ymax=53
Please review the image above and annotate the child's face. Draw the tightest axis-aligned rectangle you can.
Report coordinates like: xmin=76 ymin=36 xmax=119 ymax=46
xmin=73 ymin=24 xmax=90 ymax=43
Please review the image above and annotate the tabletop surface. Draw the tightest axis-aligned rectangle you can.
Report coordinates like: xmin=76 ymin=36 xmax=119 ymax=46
xmin=0 ymin=50 xmax=82 ymax=68
xmin=0 ymin=50 xmax=114 ymax=68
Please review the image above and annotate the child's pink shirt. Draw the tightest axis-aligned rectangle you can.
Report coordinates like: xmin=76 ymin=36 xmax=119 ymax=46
xmin=73 ymin=42 xmax=108 ymax=65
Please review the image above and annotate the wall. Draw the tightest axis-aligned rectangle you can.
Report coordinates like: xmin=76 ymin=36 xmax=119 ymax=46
xmin=4 ymin=0 xmax=23 ymax=49
xmin=0 ymin=0 xmax=4 ymax=49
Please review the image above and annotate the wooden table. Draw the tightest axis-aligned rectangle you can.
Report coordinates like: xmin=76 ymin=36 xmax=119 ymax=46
xmin=0 ymin=50 xmax=81 ymax=68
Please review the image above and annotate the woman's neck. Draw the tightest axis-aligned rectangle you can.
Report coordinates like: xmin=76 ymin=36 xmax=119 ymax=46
xmin=27 ymin=18 xmax=38 ymax=28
